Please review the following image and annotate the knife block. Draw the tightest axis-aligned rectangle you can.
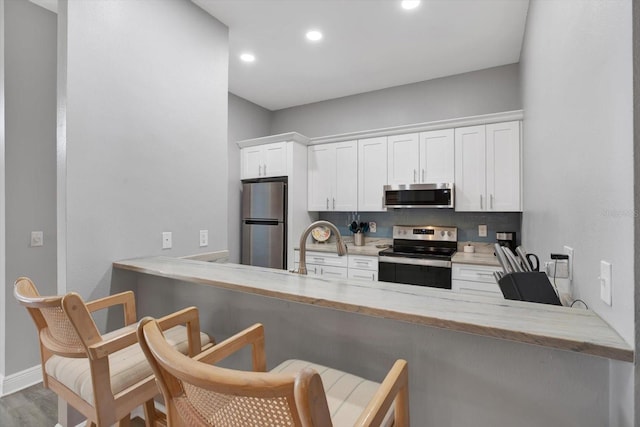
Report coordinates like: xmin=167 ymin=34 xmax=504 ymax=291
xmin=498 ymin=272 xmax=562 ymax=306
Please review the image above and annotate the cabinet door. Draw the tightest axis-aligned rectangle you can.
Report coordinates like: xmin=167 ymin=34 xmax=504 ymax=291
xmin=241 ymin=146 xmax=264 ymax=179
xmin=387 ymin=133 xmax=419 ymax=185
xmin=358 ymin=137 xmax=387 ymax=211
xmin=263 ymin=142 xmax=288 ymax=177
xmin=333 ymin=141 xmax=358 ymax=211
xmin=419 ymin=129 xmax=454 ymax=183
xmin=455 ymin=125 xmax=486 ymax=211
xmin=486 ymin=121 xmax=521 ymax=211
xmin=308 ymin=145 xmax=335 ymax=211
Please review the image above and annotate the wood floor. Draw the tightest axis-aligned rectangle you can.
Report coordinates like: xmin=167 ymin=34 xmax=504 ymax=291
xmin=0 ymin=383 xmax=146 ymax=426
xmin=0 ymin=383 xmax=57 ymax=426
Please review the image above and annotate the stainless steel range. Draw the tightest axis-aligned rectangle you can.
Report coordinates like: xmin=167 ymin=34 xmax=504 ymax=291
xmin=378 ymin=225 xmax=457 ymax=289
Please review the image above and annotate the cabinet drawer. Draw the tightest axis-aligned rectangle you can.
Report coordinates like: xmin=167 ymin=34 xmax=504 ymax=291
xmin=294 ymin=250 xmax=348 ymax=268
xmin=452 ymin=263 xmax=501 ymax=283
xmin=452 ymin=279 xmax=502 ymax=297
xmin=348 ymin=255 xmax=378 ymax=271
xmin=348 ymin=269 xmax=378 ymax=281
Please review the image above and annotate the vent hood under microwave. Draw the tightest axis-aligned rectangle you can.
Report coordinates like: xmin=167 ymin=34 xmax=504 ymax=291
xmin=383 ymin=183 xmax=454 ymax=209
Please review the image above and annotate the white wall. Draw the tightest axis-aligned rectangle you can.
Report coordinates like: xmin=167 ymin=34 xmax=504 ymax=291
xmin=520 ymin=1 xmax=634 ymax=425
xmin=521 ymin=0 xmax=633 ymax=347
xmin=227 ymin=93 xmax=272 ymax=263
xmin=3 ymin=0 xmax=57 ymax=376
xmin=271 ymin=63 xmax=521 ymax=137
xmin=64 ymin=0 xmax=229 ymax=311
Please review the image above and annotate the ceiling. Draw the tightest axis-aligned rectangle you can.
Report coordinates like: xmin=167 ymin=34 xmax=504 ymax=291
xmin=193 ymin=0 xmax=530 ymax=111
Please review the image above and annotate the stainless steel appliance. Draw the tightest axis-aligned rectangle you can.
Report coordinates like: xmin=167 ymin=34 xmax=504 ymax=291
xmin=241 ymin=179 xmax=287 ymax=269
xmin=496 ymin=231 xmax=517 ymax=252
xmin=378 ymin=225 xmax=457 ymax=289
xmin=383 ymin=183 xmax=454 ymax=209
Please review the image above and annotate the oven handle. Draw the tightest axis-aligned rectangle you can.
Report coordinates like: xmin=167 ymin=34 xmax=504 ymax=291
xmin=378 ymin=256 xmax=451 ymax=268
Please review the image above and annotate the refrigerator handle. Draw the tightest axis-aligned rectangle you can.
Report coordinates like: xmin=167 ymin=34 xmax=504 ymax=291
xmin=245 ymin=219 xmax=280 ymax=225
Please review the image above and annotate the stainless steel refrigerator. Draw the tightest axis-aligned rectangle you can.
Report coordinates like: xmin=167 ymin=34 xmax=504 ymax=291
xmin=241 ymin=179 xmax=287 ymax=269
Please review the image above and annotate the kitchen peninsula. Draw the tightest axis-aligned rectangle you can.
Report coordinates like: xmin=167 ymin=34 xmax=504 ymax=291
xmin=114 ymin=257 xmax=632 ymax=426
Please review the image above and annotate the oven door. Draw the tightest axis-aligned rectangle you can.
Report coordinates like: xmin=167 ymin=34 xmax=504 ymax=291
xmin=379 ymin=257 xmax=452 ymax=289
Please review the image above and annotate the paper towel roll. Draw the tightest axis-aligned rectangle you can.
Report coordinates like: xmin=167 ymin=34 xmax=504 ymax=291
xmin=463 ymin=245 xmax=475 ymax=253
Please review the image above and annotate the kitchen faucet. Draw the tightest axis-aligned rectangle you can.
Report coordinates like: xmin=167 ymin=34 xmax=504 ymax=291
xmin=295 ymin=220 xmax=347 ymax=274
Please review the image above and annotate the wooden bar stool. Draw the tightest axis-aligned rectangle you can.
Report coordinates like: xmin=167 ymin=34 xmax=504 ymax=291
xmin=138 ymin=318 xmax=409 ymax=426
xmin=14 ymin=277 xmax=213 ymax=427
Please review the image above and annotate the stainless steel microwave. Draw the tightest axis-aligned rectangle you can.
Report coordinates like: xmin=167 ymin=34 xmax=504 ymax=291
xmin=383 ymin=183 xmax=454 ymax=209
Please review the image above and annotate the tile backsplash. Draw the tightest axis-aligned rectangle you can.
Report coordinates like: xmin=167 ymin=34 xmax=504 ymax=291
xmin=320 ymin=209 xmax=522 ymax=245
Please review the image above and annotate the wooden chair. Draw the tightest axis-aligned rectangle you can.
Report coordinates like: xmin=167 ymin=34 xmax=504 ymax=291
xmin=137 ymin=318 xmax=409 ymax=427
xmin=14 ymin=277 xmax=213 ymax=427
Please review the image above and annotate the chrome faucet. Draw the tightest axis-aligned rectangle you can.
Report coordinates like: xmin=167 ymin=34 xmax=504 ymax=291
xmin=296 ymin=220 xmax=347 ymax=274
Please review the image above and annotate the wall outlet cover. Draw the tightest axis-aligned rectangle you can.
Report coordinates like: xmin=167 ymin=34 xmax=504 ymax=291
xmin=369 ymin=222 xmax=377 ymax=233
xmin=478 ymin=224 xmax=487 ymax=237
xmin=199 ymin=229 xmax=208 ymax=247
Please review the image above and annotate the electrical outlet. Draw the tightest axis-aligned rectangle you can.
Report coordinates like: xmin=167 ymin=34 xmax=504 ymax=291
xmin=199 ymin=230 xmax=208 ymax=247
xmin=30 ymin=231 xmax=43 ymax=247
xmin=599 ymin=260 xmax=612 ymax=306
xmin=478 ymin=224 xmax=487 ymax=237
xmin=564 ymin=246 xmax=574 ymax=281
xmin=162 ymin=232 xmax=172 ymax=249
xmin=369 ymin=222 xmax=377 ymax=233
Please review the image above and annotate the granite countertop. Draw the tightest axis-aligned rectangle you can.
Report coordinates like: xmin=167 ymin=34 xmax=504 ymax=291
xmin=114 ymin=256 xmax=633 ymax=362
xmin=297 ymin=237 xmax=392 ymax=257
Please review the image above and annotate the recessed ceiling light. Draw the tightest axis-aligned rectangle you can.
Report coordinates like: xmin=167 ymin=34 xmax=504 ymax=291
xmin=306 ymin=30 xmax=323 ymax=42
xmin=401 ymin=0 xmax=420 ymax=10
xmin=240 ymin=53 xmax=255 ymax=63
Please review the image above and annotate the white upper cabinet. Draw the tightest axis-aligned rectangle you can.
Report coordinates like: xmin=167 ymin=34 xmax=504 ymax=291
xmin=387 ymin=133 xmax=420 ymax=185
xmin=388 ymin=131 xmax=454 ymax=185
xmin=486 ymin=121 xmax=521 ymax=211
xmin=308 ymin=141 xmax=358 ymax=211
xmin=358 ymin=137 xmax=387 ymax=211
xmin=419 ymin=129 xmax=454 ymax=183
xmin=241 ymin=141 xmax=287 ymax=179
xmin=455 ymin=121 xmax=521 ymax=212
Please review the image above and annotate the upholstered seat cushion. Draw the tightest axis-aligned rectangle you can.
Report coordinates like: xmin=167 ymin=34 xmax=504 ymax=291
xmin=271 ymin=359 xmax=393 ymax=426
xmin=45 ymin=324 xmax=211 ymax=405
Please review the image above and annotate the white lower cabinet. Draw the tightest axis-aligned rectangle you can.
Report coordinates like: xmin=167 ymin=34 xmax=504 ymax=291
xmin=451 ymin=263 xmax=503 ymax=297
xmin=348 ymin=255 xmax=379 ymax=281
xmin=294 ymin=251 xmax=377 ymax=281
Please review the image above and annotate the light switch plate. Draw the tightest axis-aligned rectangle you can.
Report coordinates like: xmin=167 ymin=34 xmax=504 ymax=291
xmin=564 ymin=246 xmax=574 ymax=281
xmin=199 ymin=230 xmax=208 ymax=247
xmin=162 ymin=232 xmax=172 ymax=249
xmin=600 ymin=260 xmax=612 ymax=306
xmin=30 ymin=231 xmax=43 ymax=247
xmin=478 ymin=224 xmax=487 ymax=237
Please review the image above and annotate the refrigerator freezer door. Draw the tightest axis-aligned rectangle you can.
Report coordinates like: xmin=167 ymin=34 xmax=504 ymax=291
xmin=242 ymin=181 xmax=286 ymax=221
xmin=241 ymin=221 xmax=285 ymax=269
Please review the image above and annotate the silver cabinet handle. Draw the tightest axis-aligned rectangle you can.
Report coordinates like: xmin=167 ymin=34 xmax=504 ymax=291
xmin=413 ymin=169 xmax=417 ymax=183
xmin=312 ymin=257 xmax=324 ymax=263
xmin=263 ymin=164 xmax=267 ymax=176
xmin=313 ymin=267 xmax=317 ymax=274
xmin=326 ymin=198 xmax=329 ymax=209
xmin=258 ymin=165 xmax=262 ymax=176
xmin=490 ymin=194 xmax=494 ymax=209
xmin=480 ymin=194 xmax=483 ymax=210
xmin=332 ymin=198 xmax=335 ymax=210
xmin=422 ymin=169 xmax=425 ymax=182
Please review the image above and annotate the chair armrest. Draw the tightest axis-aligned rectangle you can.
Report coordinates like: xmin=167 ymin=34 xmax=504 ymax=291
xmin=86 ymin=291 xmax=136 ymax=326
xmin=195 ymin=323 xmax=266 ymax=372
xmin=88 ymin=306 xmax=206 ymax=360
xmin=355 ymin=359 xmax=409 ymax=427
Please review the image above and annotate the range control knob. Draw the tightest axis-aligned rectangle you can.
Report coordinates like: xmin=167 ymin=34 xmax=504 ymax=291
xmin=440 ymin=231 xmax=445 ymax=237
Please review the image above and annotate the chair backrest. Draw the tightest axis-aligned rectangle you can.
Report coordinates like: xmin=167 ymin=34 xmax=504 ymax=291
xmin=14 ymin=276 xmax=99 ymax=358
xmin=138 ymin=318 xmax=330 ymax=427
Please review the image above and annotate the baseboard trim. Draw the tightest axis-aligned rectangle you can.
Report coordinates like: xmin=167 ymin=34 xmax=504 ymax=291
xmin=0 ymin=365 xmax=42 ymax=397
